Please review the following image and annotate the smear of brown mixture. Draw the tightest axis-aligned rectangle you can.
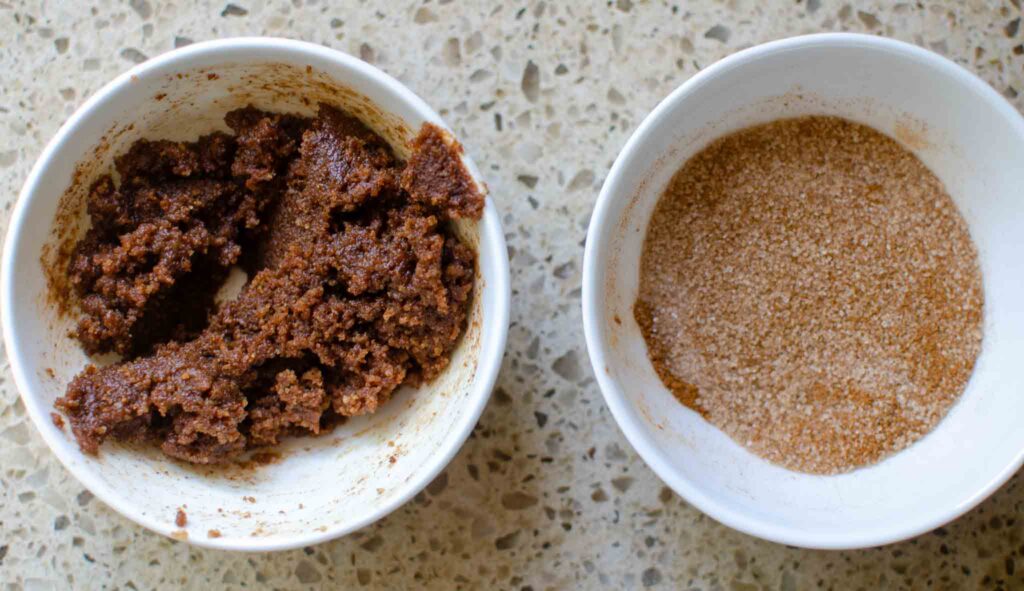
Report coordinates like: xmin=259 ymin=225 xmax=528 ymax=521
xmin=54 ymin=104 xmax=482 ymax=464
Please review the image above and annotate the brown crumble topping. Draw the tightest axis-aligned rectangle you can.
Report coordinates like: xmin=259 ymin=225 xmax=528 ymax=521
xmin=54 ymin=104 xmax=482 ymax=464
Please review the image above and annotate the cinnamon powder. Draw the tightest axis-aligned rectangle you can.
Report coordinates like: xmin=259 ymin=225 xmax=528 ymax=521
xmin=635 ymin=116 xmax=983 ymax=474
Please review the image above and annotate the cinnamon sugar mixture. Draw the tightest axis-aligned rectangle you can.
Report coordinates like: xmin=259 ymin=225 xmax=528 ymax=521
xmin=635 ymin=116 xmax=983 ymax=474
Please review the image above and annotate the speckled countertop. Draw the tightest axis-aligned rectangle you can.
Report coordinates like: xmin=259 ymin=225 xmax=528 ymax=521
xmin=1 ymin=1 xmax=1023 ymax=589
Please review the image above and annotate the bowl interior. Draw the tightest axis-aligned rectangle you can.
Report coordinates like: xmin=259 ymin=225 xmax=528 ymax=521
xmin=5 ymin=41 xmax=506 ymax=550
xmin=587 ymin=35 xmax=1024 ymax=548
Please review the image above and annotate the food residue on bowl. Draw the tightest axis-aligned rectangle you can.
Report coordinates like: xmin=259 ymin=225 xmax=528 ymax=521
xmin=635 ymin=116 xmax=983 ymax=474
xmin=53 ymin=103 xmax=483 ymax=465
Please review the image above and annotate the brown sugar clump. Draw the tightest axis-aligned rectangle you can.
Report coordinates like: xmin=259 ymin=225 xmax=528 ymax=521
xmin=55 ymin=104 xmax=482 ymax=464
xmin=635 ymin=116 xmax=983 ymax=474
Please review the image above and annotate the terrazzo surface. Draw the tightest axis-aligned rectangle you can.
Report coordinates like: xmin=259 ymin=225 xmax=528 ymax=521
xmin=2 ymin=1 xmax=1024 ymax=589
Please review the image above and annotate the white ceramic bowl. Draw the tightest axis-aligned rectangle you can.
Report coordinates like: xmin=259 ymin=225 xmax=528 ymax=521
xmin=583 ymin=33 xmax=1024 ymax=549
xmin=1 ymin=38 xmax=509 ymax=551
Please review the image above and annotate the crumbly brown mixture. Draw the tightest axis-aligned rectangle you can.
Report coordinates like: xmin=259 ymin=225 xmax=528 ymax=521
xmin=55 ymin=104 xmax=482 ymax=464
xmin=67 ymin=108 xmax=305 ymax=356
xmin=636 ymin=116 xmax=983 ymax=474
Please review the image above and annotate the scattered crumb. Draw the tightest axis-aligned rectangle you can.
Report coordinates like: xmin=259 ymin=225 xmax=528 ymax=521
xmin=207 ymin=529 xmax=222 ymax=539
xmin=249 ymin=451 xmax=281 ymax=465
xmin=175 ymin=508 xmax=187 ymax=527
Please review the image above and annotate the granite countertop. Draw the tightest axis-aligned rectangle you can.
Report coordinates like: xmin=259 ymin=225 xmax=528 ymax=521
xmin=2 ymin=1 xmax=1022 ymax=589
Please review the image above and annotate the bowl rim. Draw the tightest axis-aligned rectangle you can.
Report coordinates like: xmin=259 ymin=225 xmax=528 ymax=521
xmin=0 ymin=36 xmax=511 ymax=552
xmin=581 ymin=32 xmax=1024 ymax=550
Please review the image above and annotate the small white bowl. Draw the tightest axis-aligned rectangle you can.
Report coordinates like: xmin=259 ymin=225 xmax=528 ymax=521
xmin=583 ymin=33 xmax=1024 ymax=549
xmin=1 ymin=38 xmax=510 ymax=551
